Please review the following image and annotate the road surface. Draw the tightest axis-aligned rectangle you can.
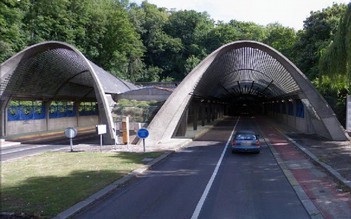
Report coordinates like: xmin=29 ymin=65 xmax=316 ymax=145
xmin=74 ymin=117 xmax=310 ymax=219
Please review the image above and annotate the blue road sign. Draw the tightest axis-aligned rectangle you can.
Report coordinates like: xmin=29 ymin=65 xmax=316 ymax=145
xmin=137 ymin=128 xmax=149 ymax=139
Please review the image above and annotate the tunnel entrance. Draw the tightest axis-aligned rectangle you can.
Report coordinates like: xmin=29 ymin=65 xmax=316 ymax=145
xmin=146 ymin=40 xmax=348 ymax=144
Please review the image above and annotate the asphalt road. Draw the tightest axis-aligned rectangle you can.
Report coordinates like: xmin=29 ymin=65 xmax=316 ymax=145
xmin=74 ymin=117 xmax=310 ymax=219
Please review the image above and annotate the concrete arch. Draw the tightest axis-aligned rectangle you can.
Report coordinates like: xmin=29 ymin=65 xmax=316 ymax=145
xmin=147 ymin=40 xmax=348 ymax=145
xmin=0 ymin=41 xmax=136 ymax=142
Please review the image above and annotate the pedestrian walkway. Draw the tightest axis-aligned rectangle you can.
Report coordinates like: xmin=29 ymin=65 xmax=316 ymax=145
xmin=257 ymin=117 xmax=351 ymax=219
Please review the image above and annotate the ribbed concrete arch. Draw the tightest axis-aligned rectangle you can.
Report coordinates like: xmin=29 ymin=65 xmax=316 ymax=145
xmin=147 ymin=40 xmax=348 ymax=145
xmin=0 ymin=41 xmax=136 ymax=142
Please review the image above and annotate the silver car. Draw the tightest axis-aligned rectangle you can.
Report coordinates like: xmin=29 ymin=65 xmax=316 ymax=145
xmin=231 ymin=130 xmax=260 ymax=153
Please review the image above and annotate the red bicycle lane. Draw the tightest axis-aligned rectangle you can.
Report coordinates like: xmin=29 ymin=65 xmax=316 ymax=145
xmin=257 ymin=117 xmax=351 ymax=219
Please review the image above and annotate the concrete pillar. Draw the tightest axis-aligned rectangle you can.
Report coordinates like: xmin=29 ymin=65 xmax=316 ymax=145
xmin=206 ymin=103 xmax=210 ymax=124
xmin=74 ymin=101 xmax=80 ymax=127
xmin=43 ymin=100 xmax=52 ymax=131
xmin=193 ymin=102 xmax=199 ymax=131
xmin=292 ymin=100 xmax=297 ymax=129
xmin=176 ymin=108 xmax=188 ymax=136
xmin=221 ymin=104 xmax=224 ymax=118
xmin=284 ymin=101 xmax=288 ymax=124
xmin=44 ymin=101 xmax=51 ymax=131
xmin=0 ymin=98 xmax=9 ymax=137
xmin=201 ymin=103 xmax=205 ymax=126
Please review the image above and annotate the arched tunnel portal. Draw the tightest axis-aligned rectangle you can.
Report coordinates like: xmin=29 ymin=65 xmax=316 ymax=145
xmin=0 ymin=41 xmax=137 ymax=144
xmin=146 ymin=41 xmax=348 ymax=145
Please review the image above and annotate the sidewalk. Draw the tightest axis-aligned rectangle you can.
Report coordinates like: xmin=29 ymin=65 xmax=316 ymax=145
xmin=258 ymin=117 xmax=351 ymax=219
xmin=270 ymin=119 xmax=351 ymax=190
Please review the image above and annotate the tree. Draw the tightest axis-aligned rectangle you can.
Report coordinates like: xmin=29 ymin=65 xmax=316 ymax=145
xmin=319 ymin=3 xmax=351 ymax=84
xmin=94 ymin=0 xmax=144 ymax=81
xmin=229 ymin=20 xmax=267 ymax=42
xmin=263 ymin=23 xmax=297 ymax=59
xmin=292 ymin=3 xmax=347 ymax=81
xmin=0 ymin=0 xmax=29 ymax=62
xmin=128 ymin=2 xmax=181 ymax=82
xmin=164 ymin=10 xmax=214 ymax=80
xmin=23 ymin=0 xmax=81 ymax=44
xmin=204 ymin=22 xmax=242 ymax=53
xmin=22 ymin=0 xmax=144 ymax=81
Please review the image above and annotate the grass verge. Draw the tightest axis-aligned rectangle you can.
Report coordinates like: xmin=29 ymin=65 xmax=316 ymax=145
xmin=1 ymin=151 xmax=162 ymax=218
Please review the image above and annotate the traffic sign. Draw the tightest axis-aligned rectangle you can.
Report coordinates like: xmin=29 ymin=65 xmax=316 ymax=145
xmin=137 ymin=128 xmax=149 ymax=139
xmin=64 ymin=127 xmax=77 ymax=152
xmin=137 ymin=128 xmax=149 ymax=153
xmin=64 ymin=127 xmax=77 ymax=139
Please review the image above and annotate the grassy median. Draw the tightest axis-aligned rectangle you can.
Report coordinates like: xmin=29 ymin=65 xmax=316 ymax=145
xmin=1 ymin=151 xmax=162 ymax=218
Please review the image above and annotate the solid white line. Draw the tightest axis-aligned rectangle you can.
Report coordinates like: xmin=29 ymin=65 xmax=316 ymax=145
xmin=191 ymin=117 xmax=240 ymax=219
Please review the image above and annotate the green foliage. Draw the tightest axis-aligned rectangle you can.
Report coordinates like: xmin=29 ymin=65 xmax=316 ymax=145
xmin=315 ymin=3 xmax=351 ymax=126
xmin=313 ymin=75 xmax=348 ymax=126
xmin=185 ymin=55 xmax=201 ymax=73
xmin=291 ymin=3 xmax=347 ymax=81
xmin=0 ymin=0 xmax=29 ymax=62
xmin=320 ymin=3 xmax=351 ymax=84
xmin=204 ymin=22 xmax=242 ymax=52
xmin=228 ymin=20 xmax=267 ymax=41
xmin=263 ymin=23 xmax=297 ymax=59
xmin=163 ymin=10 xmax=214 ymax=80
xmin=113 ymin=99 xmax=161 ymax=123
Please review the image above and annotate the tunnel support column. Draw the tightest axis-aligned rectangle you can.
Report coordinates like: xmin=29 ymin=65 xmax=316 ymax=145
xmin=175 ymin=108 xmax=188 ymax=136
xmin=192 ymin=102 xmax=199 ymax=131
xmin=44 ymin=101 xmax=51 ymax=132
xmin=200 ymin=102 xmax=205 ymax=126
xmin=206 ymin=103 xmax=210 ymax=124
xmin=0 ymin=99 xmax=9 ymax=138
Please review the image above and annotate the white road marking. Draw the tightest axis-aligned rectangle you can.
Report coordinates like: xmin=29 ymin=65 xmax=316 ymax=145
xmin=191 ymin=117 xmax=240 ymax=219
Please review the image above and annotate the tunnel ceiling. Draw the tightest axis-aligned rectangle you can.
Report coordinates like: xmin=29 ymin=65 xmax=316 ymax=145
xmin=193 ymin=45 xmax=301 ymax=103
xmin=1 ymin=44 xmax=137 ymax=101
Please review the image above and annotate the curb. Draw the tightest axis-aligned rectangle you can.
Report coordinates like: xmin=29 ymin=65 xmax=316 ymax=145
xmin=257 ymin=126 xmax=324 ymax=219
xmin=281 ymin=133 xmax=351 ymax=191
xmin=54 ymin=150 xmax=175 ymax=219
xmin=55 ymin=125 xmax=206 ymax=218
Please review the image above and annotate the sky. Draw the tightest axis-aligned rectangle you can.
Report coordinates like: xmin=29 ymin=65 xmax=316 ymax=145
xmin=130 ymin=0 xmax=350 ymax=30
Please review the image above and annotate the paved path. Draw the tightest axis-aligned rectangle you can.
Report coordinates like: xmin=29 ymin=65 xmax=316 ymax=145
xmin=257 ymin=117 xmax=351 ymax=219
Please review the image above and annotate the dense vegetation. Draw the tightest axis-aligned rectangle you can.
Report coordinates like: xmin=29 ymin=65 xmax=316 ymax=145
xmin=1 ymin=0 xmax=350 ymax=124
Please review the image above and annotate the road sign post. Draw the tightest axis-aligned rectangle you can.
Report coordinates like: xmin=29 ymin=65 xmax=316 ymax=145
xmin=64 ymin=127 xmax=78 ymax=152
xmin=96 ymin=124 xmax=107 ymax=152
xmin=137 ymin=128 xmax=149 ymax=153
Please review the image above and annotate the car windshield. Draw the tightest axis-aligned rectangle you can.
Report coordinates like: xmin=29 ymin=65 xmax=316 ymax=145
xmin=235 ymin=134 xmax=256 ymax=140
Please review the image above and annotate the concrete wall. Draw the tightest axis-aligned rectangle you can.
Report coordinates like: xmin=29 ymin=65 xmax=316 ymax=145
xmin=7 ymin=119 xmax=46 ymax=135
xmin=48 ymin=117 xmax=78 ymax=130
xmin=7 ymin=116 xmax=98 ymax=136
xmin=267 ymin=104 xmax=337 ymax=138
